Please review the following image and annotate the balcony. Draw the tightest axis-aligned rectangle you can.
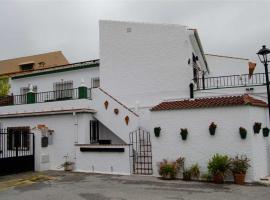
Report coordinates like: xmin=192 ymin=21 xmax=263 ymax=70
xmin=195 ymin=72 xmax=269 ymax=90
xmin=0 ymin=88 xmax=91 ymax=107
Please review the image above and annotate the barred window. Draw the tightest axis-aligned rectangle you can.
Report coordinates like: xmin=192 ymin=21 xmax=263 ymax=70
xmin=91 ymin=77 xmax=100 ymax=88
xmin=7 ymin=127 xmax=30 ymax=150
xmin=53 ymin=81 xmax=73 ymax=100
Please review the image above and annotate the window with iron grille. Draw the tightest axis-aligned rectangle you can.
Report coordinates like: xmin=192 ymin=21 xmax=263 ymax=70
xmin=90 ymin=120 xmax=99 ymax=143
xmin=7 ymin=127 xmax=30 ymax=150
xmin=53 ymin=81 xmax=73 ymax=100
xmin=91 ymin=77 xmax=100 ymax=88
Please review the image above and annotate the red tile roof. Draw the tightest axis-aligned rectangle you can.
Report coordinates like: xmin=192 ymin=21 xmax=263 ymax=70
xmin=150 ymin=94 xmax=267 ymax=111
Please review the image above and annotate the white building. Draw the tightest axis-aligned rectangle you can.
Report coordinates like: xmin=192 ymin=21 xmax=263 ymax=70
xmin=0 ymin=20 xmax=269 ymax=182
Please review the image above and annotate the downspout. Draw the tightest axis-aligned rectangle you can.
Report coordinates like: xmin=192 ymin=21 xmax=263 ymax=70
xmin=73 ymin=112 xmax=78 ymax=160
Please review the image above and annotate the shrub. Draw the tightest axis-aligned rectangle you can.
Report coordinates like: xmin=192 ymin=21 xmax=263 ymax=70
xmin=0 ymin=76 xmax=10 ymax=97
xmin=208 ymin=154 xmax=231 ymax=176
xmin=230 ymin=155 xmax=250 ymax=174
xmin=183 ymin=169 xmax=192 ymax=181
xmin=190 ymin=163 xmax=200 ymax=179
xmin=158 ymin=159 xmax=177 ymax=179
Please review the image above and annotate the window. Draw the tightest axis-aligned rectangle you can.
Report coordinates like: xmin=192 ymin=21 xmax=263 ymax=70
xmin=53 ymin=81 xmax=73 ymax=100
xmin=7 ymin=127 xmax=30 ymax=150
xmin=20 ymin=63 xmax=34 ymax=71
xmin=91 ymin=77 xmax=100 ymax=88
xmin=90 ymin=120 xmax=99 ymax=144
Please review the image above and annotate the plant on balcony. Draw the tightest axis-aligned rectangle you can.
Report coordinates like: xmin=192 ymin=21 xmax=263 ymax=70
xmin=180 ymin=128 xmax=188 ymax=140
xmin=262 ymin=127 xmax=270 ymax=137
xmin=230 ymin=155 xmax=250 ymax=185
xmin=158 ymin=159 xmax=177 ymax=180
xmin=253 ymin=122 xmax=262 ymax=134
xmin=239 ymin=127 xmax=247 ymax=139
xmin=154 ymin=127 xmax=161 ymax=137
xmin=0 ymin=76 xmax=10 ymax=97
xmin=207 ymin=154 xmax=231 ymax=184
xmin=209 ymin=122 xmax=217 ymax=136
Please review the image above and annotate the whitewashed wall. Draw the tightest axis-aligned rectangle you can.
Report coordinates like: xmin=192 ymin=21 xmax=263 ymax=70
xmin=10 ymin=67 xmax=99 ymax=94
xmin=75 ymin=145 xmax=130 ymax=175
xmin=149 ymin=106 xmax=270 ymax=181
xmin=99 ymin=20 xmax=194 ymax=106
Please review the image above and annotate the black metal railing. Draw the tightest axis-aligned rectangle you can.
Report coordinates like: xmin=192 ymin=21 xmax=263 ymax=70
xmin=195 ymin=72 xmax=269 ymax=90
xmin=0 ymin=88 xmax=91 ymax=107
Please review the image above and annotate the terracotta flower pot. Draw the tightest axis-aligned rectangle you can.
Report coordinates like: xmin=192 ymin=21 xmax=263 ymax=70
xmin=213 ymin=173 xmax=224 ymax=184
xmin=233 ymin=173 xmax=246 ymax=185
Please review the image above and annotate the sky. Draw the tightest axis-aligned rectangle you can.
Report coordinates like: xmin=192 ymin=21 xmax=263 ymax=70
xmin=0 ymin=0 xmax=270 ymax=64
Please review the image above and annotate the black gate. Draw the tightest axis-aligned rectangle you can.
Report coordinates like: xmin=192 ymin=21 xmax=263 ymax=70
xmin=129 ymin=129 xmax=153 ymax=175
xmin=0 ymin=128 xmax=35 ymax=176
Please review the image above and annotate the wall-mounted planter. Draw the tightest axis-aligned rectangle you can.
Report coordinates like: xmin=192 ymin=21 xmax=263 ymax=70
xmin=114 ymin=108 xmax=119 ymax=115
xmin=239 ymin=127 xmax=247 ymax=139
xmin=125 ymin=116 xmax=129 ymax=125
xmin=209 ymin=122 xmax=217 ymax=136
xmin=154 ymin=127 xmax=161 ymax=137
xmin=180 ymin=128 xmax=188 ymax=140
xmin=253 ymin=122 xmax=262 ymax=134
xmin=262 ymin=127 xmax=269 ymax=137
xmin=104 ymin=101 xmax=109 ymax=109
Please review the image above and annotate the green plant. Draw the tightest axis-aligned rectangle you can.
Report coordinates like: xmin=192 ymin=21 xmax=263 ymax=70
xmin=239 ymin=127 xmax=247 ymax=139
xmin=61 ymin=161 xmax=74 ymax=168
xmin=230 ymin=155 xmax=250 ymax=174
xmin=262 ymin=127 xmax=270 ymax=137
xmin=180 ymin=128 xmax=188 ymax=140
xmin=154 ymin=127 xmax=161 ymax=137
xmin=190 ymin=163 xmax=200 ymax=179
xmin=183 ymin=169 xmax=192 ymax=181
xmin=0 ymin=76 xmax=10 ymax=97
xmin=208 ymin=154 xmax=231 ymax=177
xmin=201 ymin=173 xmax=212 ymax=182
xmin=209 ymin=122 xmax=217 ymax=136
xmin=253 ymin=122 xmax=262 ymax=134
xmin=158 ymin=159 xmax=177 ymax=179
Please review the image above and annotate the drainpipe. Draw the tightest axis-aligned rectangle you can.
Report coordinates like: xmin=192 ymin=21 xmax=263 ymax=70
xmin=73 ymin=112 xmax=78 ymax=160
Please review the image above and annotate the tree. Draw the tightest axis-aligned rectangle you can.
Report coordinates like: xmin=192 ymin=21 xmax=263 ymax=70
xmin=0 ymin=76 xmax=10 ymax=97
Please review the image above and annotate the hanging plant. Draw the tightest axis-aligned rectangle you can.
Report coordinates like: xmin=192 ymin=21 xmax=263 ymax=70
xmin=239 ymin=127 xmax=247 ymax=139
xmin=104 ymin=101 xmax=109 ymax=109
xmin=180 ymin=128 xmax=188 ymax=140
xmin=154 ymin=127 xmax=161 ymax=137
xmin=114 ymin=108 xmax=119 ymax=115
xmin=253 ymin=122 xmax=262 ymax=134
xmin=125 ymin=116 xmax=129 ymax=125
xmin=262 ymin=127 xmax=270 ymax=137
xmin=209 ymin=122 xmax=217 ymax=136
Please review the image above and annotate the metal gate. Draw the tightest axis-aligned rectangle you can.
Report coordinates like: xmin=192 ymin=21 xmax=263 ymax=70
xmin=0 ymin=128 xmax=35 ymax=176
xmin=129 ymin=129 xmax=153 ymax=175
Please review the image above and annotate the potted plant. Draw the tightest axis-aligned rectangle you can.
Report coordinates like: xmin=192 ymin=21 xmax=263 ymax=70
xmin=230 ymin=155 xmax=250 ymax=185
xmin=180 ymin=128 xmax=188 ymax=140
xmin=154 ymin=127 xmax=161 ymax=137
xmin=253 ymin=122 xmax=262 ymax=134
xmin=61 ymin=161 xmax=75 ymax=171
xmin=207 ymin=154 xmax=231 ymax=184
xmin=209 ymin=122 xmax=217 ymax=136
xmin=262 ymin=127 xmax=270 ymax=137
xmin=190 ymin=163 xmax=200 ymax=180
xmin=239 ymin=127 xmax=247 ymax=139
xmin=158 ymin=159 xmax=176 ymax=180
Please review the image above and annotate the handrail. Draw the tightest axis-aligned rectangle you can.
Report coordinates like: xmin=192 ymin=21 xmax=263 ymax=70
xmin=195 ymin=72 xmax=269 ymax=90
xmin=0 ymin=88 xmax=91 ymax=107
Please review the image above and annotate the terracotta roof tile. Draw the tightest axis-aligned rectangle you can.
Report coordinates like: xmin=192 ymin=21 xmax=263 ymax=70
xmin=150 ymin=94 xmax=267 ymax=111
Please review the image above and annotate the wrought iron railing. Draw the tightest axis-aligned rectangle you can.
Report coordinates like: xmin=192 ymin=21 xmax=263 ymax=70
xmin=195 ymin=72 xmax=269 ymax=90
xmin=0 ymin=88 xmax=91 ymax=107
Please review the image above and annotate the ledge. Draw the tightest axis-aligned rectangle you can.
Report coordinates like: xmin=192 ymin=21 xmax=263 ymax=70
xmin=80 ymin=147 xmax=125 ymax=153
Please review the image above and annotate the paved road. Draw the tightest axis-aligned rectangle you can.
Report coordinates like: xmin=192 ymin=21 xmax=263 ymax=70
xmin=0 ymin=171 xmax=269 ymax=200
